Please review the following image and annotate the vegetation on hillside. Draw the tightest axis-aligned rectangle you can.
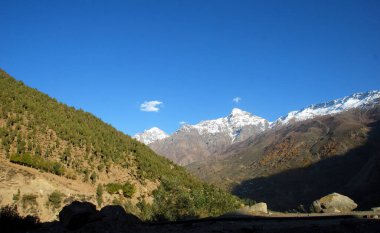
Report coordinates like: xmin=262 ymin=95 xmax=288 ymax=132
xmin=0 ymin=69 xmax=241 ymax=220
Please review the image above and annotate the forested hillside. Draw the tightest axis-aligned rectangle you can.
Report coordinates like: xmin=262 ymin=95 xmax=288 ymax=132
xmin=0 ymin=69 xmax=240 ymax=221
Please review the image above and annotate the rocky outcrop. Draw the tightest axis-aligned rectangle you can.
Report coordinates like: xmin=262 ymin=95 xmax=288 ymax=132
xmin=59 ymin=201 xmax=99 ymax=230
xmin=312 ymin=193 xmax=358 ymax=213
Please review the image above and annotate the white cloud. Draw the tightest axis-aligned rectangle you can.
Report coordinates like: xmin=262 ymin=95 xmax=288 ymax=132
xmin=140 ymin=100 xmax=163 ymax=112
xmin=233 ymin=97 xmax=242 ymax=104
xmin=179 ymin=121 xmax=187 ymax=125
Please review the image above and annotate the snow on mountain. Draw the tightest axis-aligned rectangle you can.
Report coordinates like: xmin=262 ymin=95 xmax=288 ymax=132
xmin=273 ymin=90 xmax=380 ymax=127
xmin=135 ymin=91 xmax=380 ymax=145
xmin=178 ymin=108 xmax=269 ymax=141
xmin=133 ymin=127 xmax=169 ymax=145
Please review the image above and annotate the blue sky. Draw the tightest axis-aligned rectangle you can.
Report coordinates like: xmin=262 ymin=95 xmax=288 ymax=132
xmin=1 ymin=0 xmax=380 ymax=135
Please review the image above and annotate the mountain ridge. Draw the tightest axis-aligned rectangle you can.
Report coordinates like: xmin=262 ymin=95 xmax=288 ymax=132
xmin=273 ymin=90 xmax=380 ymax=127
xmin=136 ymin=90 xmax=380 ymax=146
xmin=147 ymin=108 xmax=269 ymax=165
xmin=136 ymin=90 xmax=380 ymax=166
xmin=187 ymin=106 xmax=380 ymax=211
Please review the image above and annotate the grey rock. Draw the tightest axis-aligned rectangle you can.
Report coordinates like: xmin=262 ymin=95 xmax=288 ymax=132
xmin=238 ymin=202 xmax=268 ymax=214
xmin=312 ymin=193 xmax=357 ymax=213
xmin=248 ymin=202 xmax=268 ymax=214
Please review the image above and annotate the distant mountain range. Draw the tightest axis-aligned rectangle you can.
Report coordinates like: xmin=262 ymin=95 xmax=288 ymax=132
xmin=134 ymin=91 xmax=380 ymax=165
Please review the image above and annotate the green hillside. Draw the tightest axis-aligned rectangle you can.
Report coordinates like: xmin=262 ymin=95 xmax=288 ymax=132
xmin=0 ymin=69 xmax=240 ymax=220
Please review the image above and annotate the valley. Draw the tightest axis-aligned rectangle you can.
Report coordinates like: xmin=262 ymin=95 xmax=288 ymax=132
xmin=136 ymin=91 xmax=380 ymax=212
xmin=0 ymin=69 xmax=240 ymax=223
xmin=1 ymin=69 xmax=380 ymax=232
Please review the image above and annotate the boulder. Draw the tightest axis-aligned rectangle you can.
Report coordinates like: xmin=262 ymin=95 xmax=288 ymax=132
xmin=312 ymin=193 xmax=357 ymax=213
xmin=59 ymin=201 xmax=99 ymax=230
xmin=248 ymin=202 xmax=268 ymax=214
xmin=238 ymin=202 xmax=268 ymax=214
xmin=100 ymin=205 xmax=141 ymax=225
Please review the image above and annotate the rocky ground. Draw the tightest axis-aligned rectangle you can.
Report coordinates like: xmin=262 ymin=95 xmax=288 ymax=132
xmin=3 ymin=201 xmax=375 ymax=233
xmin=27 ymin=211 xmax=380 ymax=233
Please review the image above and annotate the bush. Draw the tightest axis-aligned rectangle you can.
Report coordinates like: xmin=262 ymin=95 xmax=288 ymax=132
xmin=13 ymin=189 xmax=21 ymax=202
xmin=105 ymin=182 xmax=135 ymax=198
xmin=21 ymin=194 xmax=38 ymax=209
xmin=48 ymin=191 xmax=64 ymax=209
xmin=90 ymin=171 xmax=97 ymax=184
xmin=96 ymin=184 xmax=103 ymax=206
xmin=137 ymin=200 xmax=153 ymax=221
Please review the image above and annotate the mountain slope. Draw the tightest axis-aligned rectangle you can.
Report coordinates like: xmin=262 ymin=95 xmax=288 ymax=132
xmin=143 ymin=91 xmax=380 ymax=166
xmin=149 ymin=108 xmax=269 ymax=165
xmin=187 ymin=106 xmax=380 ymax=211
xmin=0 ymin=69 xmax=240 ymax=221
xmin=133 ymin=127 xmax=169 ymax=144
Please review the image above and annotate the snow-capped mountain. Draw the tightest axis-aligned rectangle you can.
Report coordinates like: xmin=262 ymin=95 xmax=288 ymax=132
xmin=137 ymin=90 xmax=380 ymax=165
xmin=273 ymin=90 xmax=380 ymax=127
xmin=133 ymin=127 xmax=169 ymax=145
xmin=178 ymin=108 xmax=269 ymax=142
xmin=147 ymin=108 xmax=269 ymax=165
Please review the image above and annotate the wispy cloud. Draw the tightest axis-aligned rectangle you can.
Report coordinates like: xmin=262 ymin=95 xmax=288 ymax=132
xmin=179 ymin=121 xmax=187 ymax=125
xmin=233 ymin=97 xmax=242 ymax=104
xmin=140 ymin=100 xmax=163 ymax=112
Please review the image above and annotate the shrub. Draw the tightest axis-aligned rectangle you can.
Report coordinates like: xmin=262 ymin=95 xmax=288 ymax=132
xmin=137 ymin=200 xmax=153 ymax=221
xmin=105 ymin=182 xmax=135 ymax=198
xmin=13 ymin=189 xmax=21 ymax=202
xmin=90 ymin=171 xmax=97 ymax=184
xmin=96 ymin=184 xmax=103 ymax=206
xmin=21 ymin=194 xmax=38 ymax=209
xmin=48 ymin=191 xmax=64 ymax=209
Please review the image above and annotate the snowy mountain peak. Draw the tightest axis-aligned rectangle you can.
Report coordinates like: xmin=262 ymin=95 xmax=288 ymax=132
xmin=230 ymin=108 xmax=246 ymax=116
xmin=273 ymin=90 xmax=380 ymax=127
xmin=177 ymin=108 xmax=269 ymax=141
xmin=133 ymin=127 xmax=169 ymax=145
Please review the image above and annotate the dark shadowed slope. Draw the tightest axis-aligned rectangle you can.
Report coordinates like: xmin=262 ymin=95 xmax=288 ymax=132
xmin=188 ymin=107 xmax=380 ymax=211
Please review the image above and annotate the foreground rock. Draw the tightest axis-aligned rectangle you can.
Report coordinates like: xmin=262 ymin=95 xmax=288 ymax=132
xmin=24 ymin=202 xmax=380 ymax=233
xmin=313 ymin=193 xmax=358 ymax=213
xmin=234 ymin=202 xmax=268 ymax=216
xmin=59 ymin=201 xmax=99 ymax=230
xmin=55 ymin=202 xmax=143 ymax=232
xmin=100 ymin=205 xmax=141 ymax=225
xmin=248 ymin=202 xmax=268 ymax=214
